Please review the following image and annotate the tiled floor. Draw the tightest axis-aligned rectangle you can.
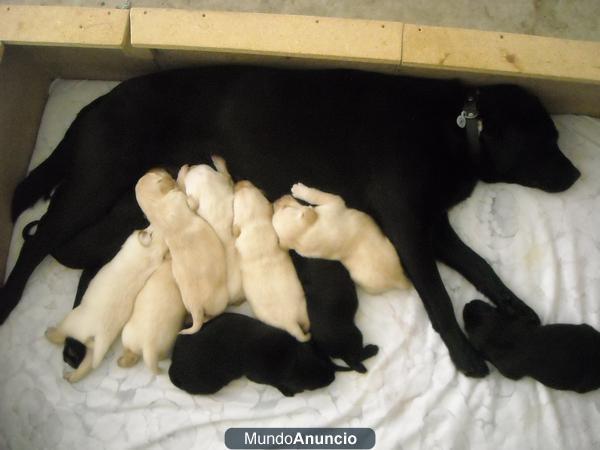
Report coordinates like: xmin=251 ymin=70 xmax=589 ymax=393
xmin=0 ymin=0 xmax=598 ymax=42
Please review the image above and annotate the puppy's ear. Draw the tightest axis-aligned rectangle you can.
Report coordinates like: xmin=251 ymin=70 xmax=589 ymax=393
xmin=186 ymin=195 xmax=199 ymax=212
xmin=138 ymin=230 xmax=152 ymax=247
xmin=300 ymin=208 xmax=318 ymax=225
xmin=232 ymin=224 xmax=241 ymax=238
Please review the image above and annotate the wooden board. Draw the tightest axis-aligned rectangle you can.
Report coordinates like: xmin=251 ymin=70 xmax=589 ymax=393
xmin=403 ymin=24 xmax=600 ymax=84
xmin=0 ymin=5 xmax=128 ymax=48
xmin=130 ymin=8 xmax=403 ymax=65
xmin=0 ymin=47 xmax=51 ymax=281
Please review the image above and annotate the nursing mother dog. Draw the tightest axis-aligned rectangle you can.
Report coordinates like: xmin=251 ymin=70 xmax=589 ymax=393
xmin=4 ymin=66 xmax=580 ymax=377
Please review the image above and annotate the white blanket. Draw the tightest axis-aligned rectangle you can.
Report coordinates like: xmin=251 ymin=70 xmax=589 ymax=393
xmin=1 ymin=80 xmax=600 ymax=450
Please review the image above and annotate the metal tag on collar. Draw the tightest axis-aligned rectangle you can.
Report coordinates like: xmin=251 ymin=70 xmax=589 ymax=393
xmin=456 ymin=94 xmax=479 ymax=129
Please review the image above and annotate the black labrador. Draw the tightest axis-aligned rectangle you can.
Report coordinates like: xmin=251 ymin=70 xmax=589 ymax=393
xmin=291 ymin=253 xmax=378 ymax=373
xmin=464 ymin=300 xmax=600 ymax=393
xmin=2 ymin=66 xmax=580 ymax=377
xmin=169 ymin=312 xmax=346 ymax=397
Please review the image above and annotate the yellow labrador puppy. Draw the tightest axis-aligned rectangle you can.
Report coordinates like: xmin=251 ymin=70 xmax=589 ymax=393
xmin=45 ymin=226 xmax=168 ymax=382
xmin=135 ymin=169 xmax=229 ymax=335
xmin=118 ymin=256 xmax=187 ymax=373
xmin=177 ymin=156 xmax=244 ymax=305
xmin=272 ymin=183 xmax=411 ymax=294
xmin=233 ymin=180 xmax=310 ymax=342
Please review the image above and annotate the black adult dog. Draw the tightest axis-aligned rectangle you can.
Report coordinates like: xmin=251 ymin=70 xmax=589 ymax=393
xmin=3 ymin=65 xmax=580 ymax=377
xmin=464 ymin=300 xmax=600 ymax=393
xmin=291 ymin=253 xmax=378 ymax=373
xmin=169 ymin=313 xmax=345 ymax=396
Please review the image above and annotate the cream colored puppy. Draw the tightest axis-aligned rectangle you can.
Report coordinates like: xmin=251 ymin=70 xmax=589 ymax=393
xmin=272 ymin=183 xmax=411 ymax=294
xmin=135 ymin=169 xmax=228 ymax=335
xmin=118 ymin=256 xmax=186 ymax=373
xmin=177 ymin=156 xmax=243 ymax=305
xmin=45 ymin=226 xmax=168 ymax=383
xmin=233 ymin=180 xmax=310 ymax=342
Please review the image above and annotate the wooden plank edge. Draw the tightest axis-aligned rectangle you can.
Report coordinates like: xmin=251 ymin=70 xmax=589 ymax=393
xmin=0 ymin=5 xmax=128 ymax=49
xmin=129 ymin=8 xmax=403 ymax=67
xmin=403 ymin=24 xmax=600 ymax=85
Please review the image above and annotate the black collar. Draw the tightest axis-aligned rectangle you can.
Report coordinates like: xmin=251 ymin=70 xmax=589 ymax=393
xmin=456 ymin=90 xmax=481 ymax=164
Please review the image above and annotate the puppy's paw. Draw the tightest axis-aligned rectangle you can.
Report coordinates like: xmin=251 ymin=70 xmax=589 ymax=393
xmin=118 ymin=350 xmax=140 ymax=368
xmin=45 ymin=327 xmax=66 ymax=345
xmin=361 ymin=344 xmax=379 ymax=361
xmin=63 ymin=370 xmax=77 ymax=384
xmin=291 ymin=183 xmax=309 ymax=198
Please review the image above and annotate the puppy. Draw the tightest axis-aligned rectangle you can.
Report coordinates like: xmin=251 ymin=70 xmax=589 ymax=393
xmin=272 ymin=183 xmax=410 ymax=294
xmin=169 ymin=313 xmax=347 ymax=396
xmin=118 ymin=256 xmax=187 ymax=373
xmin=45 ymin=226 xmax=168 ymax=382
xmin=464 ymin=300 xmax=600 ymax=393
xmin=135 ymin=169 xmax=229 ymax=335
xmin=177 ymin=156 xmax=243 ymax=304
xmin=291 ymin=253 xmax=378 ymax=373
xmin=233 ymin=180 xmax=310 ymax=342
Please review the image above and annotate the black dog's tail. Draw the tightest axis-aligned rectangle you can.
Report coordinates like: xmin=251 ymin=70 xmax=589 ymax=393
xmin=21 ymin=220 xmax=40 ymax=240
xmin=11 ymin=131 xmax=73 ymax=222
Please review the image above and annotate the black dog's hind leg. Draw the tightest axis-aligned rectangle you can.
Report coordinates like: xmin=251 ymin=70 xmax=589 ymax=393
xmin=0 ymin=178 xmax=127 ymax=324
xmin=432 ymin=214 xmax=540 ymax=325
xmin=63 ymin=266 xmax=100 ymax=368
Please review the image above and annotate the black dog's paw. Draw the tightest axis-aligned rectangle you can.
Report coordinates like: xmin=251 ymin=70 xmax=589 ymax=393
xmin=447 ymin=333 xmax=489 ymax=378
xmin=499 ymin=299 xmax=541 ymax=326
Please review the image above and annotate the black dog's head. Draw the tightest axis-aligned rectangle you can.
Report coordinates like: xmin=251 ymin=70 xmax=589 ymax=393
xmin=476 ymin=84 xmax=580 ymax=193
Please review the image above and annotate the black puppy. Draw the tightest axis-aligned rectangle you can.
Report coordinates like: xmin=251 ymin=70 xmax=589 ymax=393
xmin=464 ymin=300 xmax=600 ymax=393
xmin=4 ymin=66 xmax=581 ymax=377
xmin=168 ymin=313 xmax=347 ymax=397
xmin=291 ymin=253 xmax=378 ymax=373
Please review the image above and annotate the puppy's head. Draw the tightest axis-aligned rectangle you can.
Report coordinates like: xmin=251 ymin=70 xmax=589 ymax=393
xmin=233 ymin=180 xmax=273 ymax=228
xmin=278 ymin=344 xmax=336 ymax=396
xmin=272 ymin=195 xmax=318 ymax=249
xmin=135 ymin=169 xmax=179 ymax=214
xmin=463 ymin=299 xmax=536 ymax=353
xmin=476 ymin=84 xmax=580 ymax=193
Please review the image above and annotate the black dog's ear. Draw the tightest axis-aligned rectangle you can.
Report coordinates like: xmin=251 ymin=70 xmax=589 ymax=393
xmin=463 ymin=300 xmax=495 ymax=331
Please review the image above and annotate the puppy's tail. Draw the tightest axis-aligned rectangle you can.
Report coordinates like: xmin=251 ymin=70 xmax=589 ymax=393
xmin=179 ymin=310 xmax=204 ymax=335
xmin=11 ymin=130 xmax=73 ymax=221
xmin=118 ymin=348 xmax=140 ymax=368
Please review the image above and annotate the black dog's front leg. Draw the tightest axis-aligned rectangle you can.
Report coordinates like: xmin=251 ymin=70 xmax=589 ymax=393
xmin=432 ymin=214 xmax=540 ymax=325
xmin=382 ymin=212 xmax=489 ymax=377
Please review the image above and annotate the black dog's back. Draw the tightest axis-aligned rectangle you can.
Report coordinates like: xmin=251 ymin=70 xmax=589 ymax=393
xmin=464 ymin=300 xmax=600 ymax=393
xmin=291 ymin=253 xmax=378 ymax=372
xmin=169 ymin=313 xmax=338 ymax=397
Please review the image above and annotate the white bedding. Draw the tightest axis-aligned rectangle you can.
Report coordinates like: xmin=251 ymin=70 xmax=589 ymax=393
xmin=2 ymin=80 xmax=600 ymax=450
